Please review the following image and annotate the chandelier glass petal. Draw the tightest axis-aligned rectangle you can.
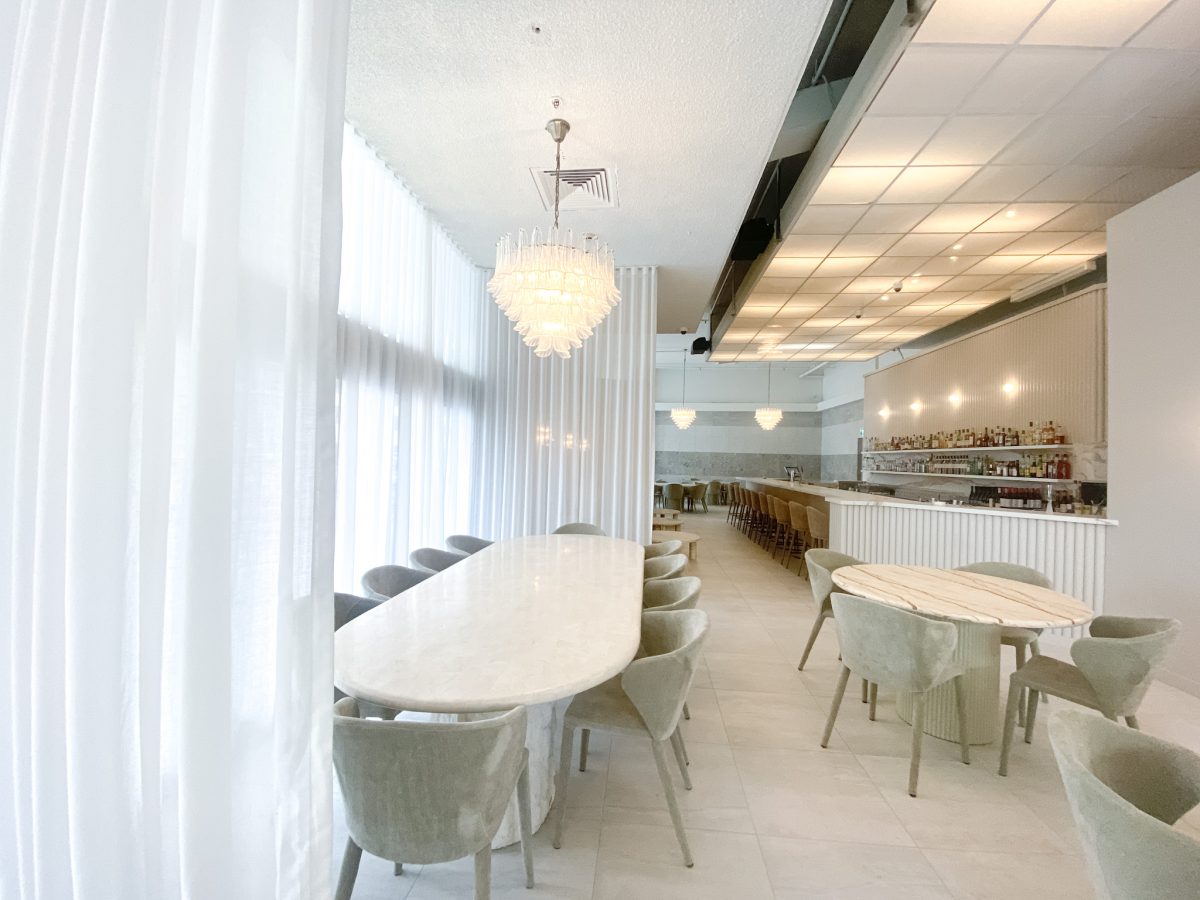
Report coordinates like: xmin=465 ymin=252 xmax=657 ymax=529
xmin=755 ymin=407 xmax=783 ymax=430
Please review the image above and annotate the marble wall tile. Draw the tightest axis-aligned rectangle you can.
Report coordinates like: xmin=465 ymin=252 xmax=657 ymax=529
xmin=820 ymin=400 xmax=864 ymax=428
xmin=655 ymin=451 xmax=823 ymax=482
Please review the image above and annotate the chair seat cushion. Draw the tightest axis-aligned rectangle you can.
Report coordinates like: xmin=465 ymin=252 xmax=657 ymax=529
xmin=564 ymin=676 xmax=649 ymax=737
xmin=1000 ymin=626 xmax=1041 ymax=647
xmin=1012 ymin=654 xmax=1101 ymax=710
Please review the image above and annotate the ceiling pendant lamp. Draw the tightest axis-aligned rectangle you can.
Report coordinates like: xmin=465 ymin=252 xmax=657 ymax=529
xmin=755 ymin=362 xmax=783 ymax=431
xmin=487 ymin=118 xmax=620 ymax=360
xmin=670 ymin=350 xmax=696 ymax=430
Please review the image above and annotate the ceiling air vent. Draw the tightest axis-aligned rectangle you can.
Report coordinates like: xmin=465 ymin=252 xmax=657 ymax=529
xmin=529 ymin=167 xmax=618 ymax=211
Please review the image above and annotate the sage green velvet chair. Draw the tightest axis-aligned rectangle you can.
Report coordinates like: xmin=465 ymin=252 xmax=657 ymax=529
xmin=821 ymin=593 xmax=970 ymax=797
xmin=410 ymin=547 xmax=468 ymax=573
xmin=1049 ymin=709 xmax=1200 ymax=900
xmin=552 ymin=522 xmax=607 ymax=536
xmin=553 ymin=609 xmax=709 ymax=867
xmin=644 ymin=539 xmax=684 ymax=560
xmin=446 ymin=534 xmax=493 ymax=555
xmin=643 ymin=576 xmax=702 ymax=612
xmin=644 ymin=553 xmax=687 ymax=582
xmin=663 ymin=483 xmax=685 ymax=512
xmin=332 ymin=700 xmax=534 ymax=900
xmin=360 ymin=564 xmax=432 ymax=602
xmin=797 ymin=549 xmax=861 ymax=671
xmin=333 ymin=593 xmax=396 ymax=718
xmin=1000 ymin=615 xmax=1181 ymax=776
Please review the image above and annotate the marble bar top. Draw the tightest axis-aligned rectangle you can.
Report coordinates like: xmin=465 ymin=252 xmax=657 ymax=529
xmin=745 ymin=478 xmax=1117 ymax=526
xmin=832 ymin=564 xmax=1094 ymax=629
xmin=335 ymin=535 xmax=645 ymax=713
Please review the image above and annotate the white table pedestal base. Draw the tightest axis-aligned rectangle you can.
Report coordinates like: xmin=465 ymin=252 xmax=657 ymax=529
xmin=896 ymin=622 xmax=1001 ymax=745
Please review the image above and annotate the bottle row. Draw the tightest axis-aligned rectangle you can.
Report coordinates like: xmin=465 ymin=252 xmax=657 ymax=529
xmin=867 ymin=421 xmax=1068 ymax=451
xmin=968 ymin=486 xmax=1081 ymax=512
xmin=868 ymin=452 xmax=1072 ymax=479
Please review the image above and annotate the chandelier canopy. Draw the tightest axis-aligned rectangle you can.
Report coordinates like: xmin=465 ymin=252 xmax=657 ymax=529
xmin=671 ymin=349 xmax=695 ymax=430
xmin=756 ymin=363 xmax=783 ymax=431
xmin=487 ymin=118 xmax=620 ymax=359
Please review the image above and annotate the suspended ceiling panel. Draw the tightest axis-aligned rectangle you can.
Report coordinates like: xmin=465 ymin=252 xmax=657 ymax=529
xmin=714 ymin=0 xmax=1200 ymax=363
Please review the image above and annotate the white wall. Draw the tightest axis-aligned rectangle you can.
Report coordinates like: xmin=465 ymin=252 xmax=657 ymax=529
xmin=1107 ymin=171 xmax=1200 ymax=695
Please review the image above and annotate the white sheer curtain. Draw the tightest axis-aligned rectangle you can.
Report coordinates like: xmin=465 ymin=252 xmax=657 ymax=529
xmin=334 ymin=130 xmax=484 ymax=592
xmin=473 ymin=267 xmax=658 ymax=543
xmin=0 ymin=2 xmax=347 ymax=898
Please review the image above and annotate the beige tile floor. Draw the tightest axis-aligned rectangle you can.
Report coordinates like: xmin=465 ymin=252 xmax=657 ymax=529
xmin=335 ymin=509 xmax=1200 ymax=899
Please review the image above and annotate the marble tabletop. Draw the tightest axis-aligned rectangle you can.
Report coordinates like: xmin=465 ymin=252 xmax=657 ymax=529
xmin=335 ymin=535 xmax=645 ymax=713
xmin=831 ymin=564 xmax=1093 ymax=629
xmin=652 ymin=529 xmax=699 ymax=543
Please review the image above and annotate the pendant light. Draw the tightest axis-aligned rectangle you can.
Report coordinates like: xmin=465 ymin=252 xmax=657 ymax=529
xmin=670 ymin=350 xmax=696 ymax=430
xmin=755 ymin=362 xmax=783 ymax=431
xmin=486 ymin=118 xmax=620 ymax=360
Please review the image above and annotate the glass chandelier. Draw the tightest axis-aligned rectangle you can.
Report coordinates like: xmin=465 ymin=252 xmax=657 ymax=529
xmin=671 ymin=350 xmax=696 ymax=430
xmin=755 ymin=363 xmax=783 ymax=431
xmin=487 ymin=118 xmax=619 ymax=360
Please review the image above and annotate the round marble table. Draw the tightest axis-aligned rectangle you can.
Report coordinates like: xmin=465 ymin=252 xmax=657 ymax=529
xmin=831 ymin=564 xmax=1093 ymax=744
xmin=652 ymin=529 xmax=700 ymax=559
xmin=336 ymin=535 xmax=644 ymax=844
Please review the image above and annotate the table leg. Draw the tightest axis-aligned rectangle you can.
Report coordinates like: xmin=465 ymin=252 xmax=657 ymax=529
xmin=896 ymin=622 xmax=1000 ymax=745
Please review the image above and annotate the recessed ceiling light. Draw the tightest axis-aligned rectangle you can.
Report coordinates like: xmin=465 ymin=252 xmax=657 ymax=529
xmin=913 ymin=273 xmax=923 ymax=278
xmin=952 ymin=243 xmax=964 ymax=251
xmin=949 ymin=255 xmax=958 ymax=262
xmin=1005 ymin=209 xmax=1017 ymax=219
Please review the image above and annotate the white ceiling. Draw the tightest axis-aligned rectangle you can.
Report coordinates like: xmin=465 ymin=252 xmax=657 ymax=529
xmin=715 ymin=0 xmax=1200 ymax=363
xmin=345 ymin=0 xmax=831 ymax=332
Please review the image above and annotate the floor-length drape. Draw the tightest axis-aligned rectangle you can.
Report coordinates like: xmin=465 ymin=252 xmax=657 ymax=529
xmin=334 ymin=129 xmax=483 ymax=592
xmin=0 ymin=2 xmax=348 ymax=897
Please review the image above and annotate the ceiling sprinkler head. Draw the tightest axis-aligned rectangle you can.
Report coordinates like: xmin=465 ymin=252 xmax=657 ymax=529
xmin=892 ymin=280 xmax=904 ymax=292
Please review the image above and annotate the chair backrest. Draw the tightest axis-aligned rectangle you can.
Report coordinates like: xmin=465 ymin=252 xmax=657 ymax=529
xmin=664 ymin=483 xmax=685 ymax=501
xmin=409 ymin=547 xmax=467 ymax=573
xmin=446 ymin=534 xmax=493 ymax=555
xmin=643 ymin=575 xmax=702 ymax=612
xmin=831 ymin=593 xmax=959 ymax=692
xmin=787 ymin=501 xmax=810 ymax=534
xmin=749 ymin=491 xmax=762 ymax=513
xmin=1071 ymin=616 xmax=1181 ymax=716
xmin=333 ymin=700 xmax=527 ymax=864
xmin=955 ymin=561 xmax=1052 ymax=589
xmin=687 ymin=482 xmax=707 ymax=500
xmin=552 ymin=522 xmax=607 ymax=536
xmin=1049 ymin=709 xmax=1200 ymax=900
xmin=804 ymin=549 xmax=861 ymax=610
xmin=644 ymin=539 xmax=684 ymax=559
xmin=807 ymin=506 xmax=829 ymax=541
xmin=774 ymin=496 xmax=790 ymax=526
xmin=621 ymin=609 xmax=709 ymax=741
xmin=335 ymin=592 xmax=380 ymax=631
xmin=644 ymin=554 xmax=687 ymax=582
xmin=361 ymin=565 xmax=432 ymax=601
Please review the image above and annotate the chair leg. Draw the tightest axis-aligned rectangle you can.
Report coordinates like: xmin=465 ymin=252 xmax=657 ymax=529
xmin=651 ymin=739 xmax=694 ymax=867
xmin=797 ymin=612 xmax=827 ymax=671
xmin=682 ymin=701 xmax=691 ymax=720
xmin=517 ymin=759 xmax=535 ymax=889
xmin=474 ymin=845 xmax=491 ymax=900
xmin=1126 ymin=714 xmax=1140 ymax=729
xmin=552 ymin=724 xmax=573 ymax=849
xmin=999 ymin=678 xmax=1022 ymax=776
xmin=670 ymin=729 xmax=692 ymax=789
xmin=1023 ymin=688 xmax=1040 ymax=744
xmin=579 ymin=728 xmax=590 ymax=772
xmin=1031 ymin=638 xmax=1048 ymax=704
xmin=394 ymin=861 xmax=403 ymax=876
xmin=335 ymin=837 xmax=362 ymax=900
xmin=674 ymin=725 xmax=691 ymax=766
xmin=868 ymin=682 xmax=878 ymax=721
xmin=908 ymin=694 xmax=926 ymax=798
xmin=1015 ymin=643 xmax=1027 ymax=728
xmin=821 ymin=665 xmax=852 ymax=748
xmin=861 ymin=678 xmax=869 ymax=704
xmin=953 ymin=675 xmax=970 ymax=765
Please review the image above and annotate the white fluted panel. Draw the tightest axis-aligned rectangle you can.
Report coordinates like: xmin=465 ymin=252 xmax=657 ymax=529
xmin=864 ymin=288 xmax=1106 ymax=444
xmin=829 ymin=501 xmax=1109 ymax=635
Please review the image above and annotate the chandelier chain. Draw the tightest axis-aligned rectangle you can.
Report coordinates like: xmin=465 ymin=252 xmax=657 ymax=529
xmin=553 ymin=137 xmax=561 ymax=229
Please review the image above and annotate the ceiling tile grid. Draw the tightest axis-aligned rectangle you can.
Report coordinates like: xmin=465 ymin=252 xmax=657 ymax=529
xmin=718 ymin=0 xmax=1200 ymax=362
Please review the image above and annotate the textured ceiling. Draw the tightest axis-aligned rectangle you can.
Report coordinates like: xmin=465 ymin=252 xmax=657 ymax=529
xmin=345 ymin=0 xmax=831 ymax=333
xmin=716 ymin=0 xmax=1200 ymax=363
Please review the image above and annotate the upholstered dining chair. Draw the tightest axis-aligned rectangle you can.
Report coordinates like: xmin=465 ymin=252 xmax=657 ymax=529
xmin=663 ymin=483 xmax=685 ymax=512
xmin=552 ymin=522 xmax=607 ymax=536
xmin=333 ymin=593 xmax=395 ymax=717
xmin=446 ymin=534 xmax=493 ymax=555
xmin=686 ymin=482 xmax=709 ymax=513
xmin=553 ymin=609 xmax=709 ymax=867
xmin=333 ymin=700 xmax=534 ymax=900
xmin=821 ymin=593 xmax=970 ymax=797
xmin=1000 ymin=615 xmax=1181 ymax=776
xmin=410 ymin=547 xmax=468 ymax=573
xmin=956 ymin=561 xmax=1052 ymax=727
xmin=644 ymin=554 xmax=687 ymax=582
xmin=797 ymin=549 xmax=861 ymax=671
xmin=643 ymin=576 xmax=702 ymax=612
xmin=1049 ymin=710 xmax=1200 ymax=900
xmin=360 ymin=564 xmax=432 ymax=602
xmin=785 ymin=501 xmax=811 ymax=576
xmin=806 ymin=506 xmax=829 ymax=549
xmin=644 ymin=539 xmax=684 ymax=559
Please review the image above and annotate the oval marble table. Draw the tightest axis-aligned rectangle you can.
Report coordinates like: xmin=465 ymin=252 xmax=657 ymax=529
xmin=831 ymin=564 xmax=1093 ymax=744
xmin=336 ymin=534 xmax=644 ymax=844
